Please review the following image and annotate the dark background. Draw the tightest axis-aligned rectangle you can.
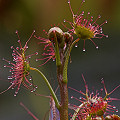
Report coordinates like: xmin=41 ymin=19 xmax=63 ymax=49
xmin=0 ymin=0 xmax=120 ymax=119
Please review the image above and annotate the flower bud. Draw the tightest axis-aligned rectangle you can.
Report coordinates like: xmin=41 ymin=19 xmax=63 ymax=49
xmin=111 ymin=114 xmax=120 ymax=120
xmin=105 ymin=116 xmax=112 ymax=120
xmin=48 ymin=27 xmax=64 ymax=44
xmin=105 ymin=114 xmax=120 ymax=120
xmin=64 ymin=32 xmax=73 ymax=44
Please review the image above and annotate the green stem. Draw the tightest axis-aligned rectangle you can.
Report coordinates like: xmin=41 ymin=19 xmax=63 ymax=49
xmin=30 ymin=67 xmax=60 ymax=109
xmin=63 ymin=38 xmax=80 ymax=83
xmin=57 ymin=38 xmax=80 ymax=119
xmin=54 ymin=33 xmax=61 ymax=66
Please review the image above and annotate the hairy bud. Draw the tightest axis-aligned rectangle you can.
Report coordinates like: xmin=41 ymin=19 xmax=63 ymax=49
xmin=64 ymin=32 xmax=73 ymax=44
xmin=48 ymin=27 xmax=63 ymax=43
xmin=105 ymin=114 xmax=120 ymax=120
xmin=105 ymin=116 xmax=112 ymax=120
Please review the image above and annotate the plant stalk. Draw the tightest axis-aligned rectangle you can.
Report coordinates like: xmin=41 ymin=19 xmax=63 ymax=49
xmin=57 ymin=65 xmax=68 ymax=120
xmin=30 ymin=67 xmax=60 ymax=109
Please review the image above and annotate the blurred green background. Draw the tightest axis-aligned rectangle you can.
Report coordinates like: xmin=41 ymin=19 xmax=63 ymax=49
xmin=0 ymin=0 xmax=120 ymax=119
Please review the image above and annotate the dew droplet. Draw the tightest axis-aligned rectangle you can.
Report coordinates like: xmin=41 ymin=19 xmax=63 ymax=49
xmin=18 ymin=40 xmax=20 ymax=43
xmin=81 ymin=11 xmax=84 ymax=15
xmin=113 ymin=106 xmax=116 ymax=109
xmin=83 ymin=19 xmax=86 ymax=22
xmin=11 ymin=46 xmax=14 ymax=49
xmin=36 ymin=59 xmax=38 ymax=61
xmin=83 ymin=48 xmax=85 ymax=52
xmin=31 ymin=90 xmax=33 ymax=92
xmin=35 ymin=52 xmax=38 ymax=55
xmin=96 ymin=46 xmax=99 ymax=49
xmin=71 ymin=96 xmax=73 ymax=99
xmin=101 ymin=88 xmax=103 ymax=91
xmin=33 ymin=30 xmax=35 ymax=33
xmin=8 ymin=76 xmax=13 ymax=80
xmin=24 ymin=60 xmax=27 ymax=63
xmin=106 ymin=35 xmax=108 ymax=38
xmin=11 ymin=82 xmax=14 ymax=85
xmin=15 ymin=30 xmax=18 ymax=34
xmin=98 ymin=15 xmax=101 ymax=18
xmin=75 ymin=44 xmax=78 ymax=48
xmin=53 ymin=59 xmax=55 ymax=61
xmin=116 ymin=109 xmax=118 ymax=112
xmin=4 ymin=65 xmax=7 ymax=67
xmin=64 ymin=19 xmax=66 ymax=22
xmin=14 ymin=94 xmax=17 ymax=97
xmin=87 ymin=12 xmax=90 ymax=15
xmin=91 ymin=16 xmax=93 ymax=19
xmin=10 ymin=81 xmax=13 ymax=84
xmin=15 ymin=91 xmax=18 ymax=94
xmin=35 ymin=86 xmax=38 ymax=89
xmin=79 ymin=97 xmax=82 ymax=99
xmin=33 ymin=88 xmax=36 ymax=91
xmin=105 ymin=20 xmax=107 ymax=23
xmin=16 ymin=47 xmax=19 ymax=50
xmin=82 ymin=0 xmax=85 ymax=2
xmin=68 ymin=0 xmax=70 ymax=4
xmin=29 ymin=77 xmax=32 ymax=81
xmin=100 ymin=27 xmax=102 ymax=31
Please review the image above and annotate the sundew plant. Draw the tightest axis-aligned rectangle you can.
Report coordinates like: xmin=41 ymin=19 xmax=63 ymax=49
xmin=0 ymin=0 xmax=120 ymax=120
